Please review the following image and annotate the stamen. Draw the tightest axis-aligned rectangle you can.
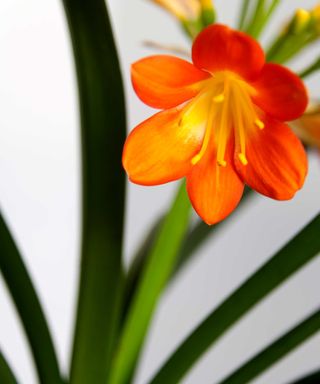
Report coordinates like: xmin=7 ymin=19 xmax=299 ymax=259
xmin=255 ymin=119 xmax=265 ymax=130
xmin=213 ymin=93 xmax=224 ymax=103
xmin=232 ymin=84 xmax=248 ymax=166
xmin=238 ymin=153 xmax=248 ymax=166
xmin=191 ymin=96 xmax=216 ymax=165
xmin=216 ymin=80 xmax=230 ymax=167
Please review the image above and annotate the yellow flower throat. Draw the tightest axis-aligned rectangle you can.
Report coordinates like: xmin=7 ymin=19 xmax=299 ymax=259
xmin=189 ymin=71 xmax=264 ymax=167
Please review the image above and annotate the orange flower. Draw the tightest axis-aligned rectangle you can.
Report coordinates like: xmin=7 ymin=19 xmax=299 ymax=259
xmin=123 ymin=24 xmax=308 ymax=224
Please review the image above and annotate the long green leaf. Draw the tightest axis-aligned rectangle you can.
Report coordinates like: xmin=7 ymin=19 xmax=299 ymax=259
xmin=218 ymin=309 xmax=320 ymax=384
xmin=110 ymin=182 xmax=191 ymax=384
xmin=61 ymin=0 xmax=126 ymax=383
xmin=123 ymin=188 xmax=253 ymax=319
xmin=149 ymin=212 xmax=320 ymax=384
xmin=0 ymin=213 xmax=62 ymax=384
xmin=291 ymin=369 xmax=320 ymax=383
xmin=0 ymin=349 xmax=18 ymax=384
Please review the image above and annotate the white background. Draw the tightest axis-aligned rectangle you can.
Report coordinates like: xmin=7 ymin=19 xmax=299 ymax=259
xmin=0 ymin=0 xmax=320 ymax=383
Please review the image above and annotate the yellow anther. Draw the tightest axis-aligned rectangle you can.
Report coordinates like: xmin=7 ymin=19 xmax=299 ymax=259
xmin=238 ymin=153 xmax=248 ymax=166
xmin=217 ymin=159 xmax=227 ymax=167
xmin=213 ymin=94 xmax=224 ymax=103
xmin=255 ymin=119 xmax=265 ymax=130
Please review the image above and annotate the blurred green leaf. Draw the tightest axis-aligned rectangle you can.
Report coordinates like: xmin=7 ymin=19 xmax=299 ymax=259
xmin=0 ymin=349 xmax=18 ymax=384
xmin=110 ymin=182 xmax=191 ymax=384
xmin=149 ymin=212 xmax=320 ymax=384
xmin=218 ymin=308 xmax=320 ymax=384
xmin=62 ymin=0 xmax=126 ymax=383
xmin=123 ymin=189 xmax=253 ymax=319
xmin=291 ymin=369 xmax=320 ymax=383
xmin=0 ymin=213 xmax=62 ymax=384
xmin=238 ymin=0 xmax=251 ymax=30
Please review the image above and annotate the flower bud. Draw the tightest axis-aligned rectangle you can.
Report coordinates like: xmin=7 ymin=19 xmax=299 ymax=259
xmin=152 ymin=0 xmax=200 ymax=22
xmin=293 ymin=103 xmax=320 ymax=148
xmin=199 ymin=0 xmax=216 ymax=26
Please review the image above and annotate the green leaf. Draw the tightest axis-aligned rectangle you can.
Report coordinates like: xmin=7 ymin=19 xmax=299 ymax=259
xmin=110 ymin=182 xmax=191 ymax=384
xmin=0 ymin=213 xmax=62 ymax=384
xmin=218 ymin=308 xmax=320 ymax=384
xmin=0 ymin=349 xmax=18 ymax=384
xmin=176 ymin=188 xmax=252 ymax=275
xmin=61 ymin=0 xmax=126 ymax=383
xmin=149 ymin=212 xmax=320 ymax=384
xmin=291 ymin=369 xmax=320 ymax=383
xmin=121 ymin=215 xmax=164 ymax=324
xmin=123 ymin=188 xmax=253 ymax=319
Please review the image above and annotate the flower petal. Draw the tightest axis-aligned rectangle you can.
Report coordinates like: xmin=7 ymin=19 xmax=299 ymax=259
xmin=234 ymin=116 xmax=308 ymax=200
xmin=192 ymin=24 xmax=265 ymax=81
xmin=186 ymin=140 xmax=244 ymax=225
xmin=251 ymin=63 xmax=308 ymax=121
xmin=131 ymin=55 xmax=210 ymax=109
xmin=123 ymin=96 xmax=210 ymax=185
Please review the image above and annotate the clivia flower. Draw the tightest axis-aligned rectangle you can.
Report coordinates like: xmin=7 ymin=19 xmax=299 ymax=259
xmin=123 ymin=24 xmax=308 ymax=224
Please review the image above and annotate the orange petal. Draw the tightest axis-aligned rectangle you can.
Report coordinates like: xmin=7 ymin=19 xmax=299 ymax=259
xmin=186 ymin=140 xmax=244 ymax=225
xmin=234 ymin=116 xmax=308 ymax=200
xmin=192 ymin=24 xmax=265 ymax=81
xmin=251 ymin=63 xmax=308 ymax=121
xmin=131 ymin=55 xmax=210 ymax=109
xmin=123 ymin=96 xmax=210 ymax=186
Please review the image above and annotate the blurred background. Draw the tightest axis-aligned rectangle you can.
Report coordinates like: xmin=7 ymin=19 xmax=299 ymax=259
xmin=0 ymin=0 xmax=320 ymax=383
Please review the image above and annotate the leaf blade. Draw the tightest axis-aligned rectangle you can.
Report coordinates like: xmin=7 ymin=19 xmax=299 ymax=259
xmin=149 ymin=212 xmax=320 ymax=384
xmin=0 ymin=213 xmax=62 ymax=384
xmin=0 ymin=349 xmax=18 ymax=384
xmin=110 ymin=182 xmax=191 ymax=384
xmin=218 ymin=308 xmax=320 ymax=384
xmin=62 ymin=0 xmax=126 ymax=382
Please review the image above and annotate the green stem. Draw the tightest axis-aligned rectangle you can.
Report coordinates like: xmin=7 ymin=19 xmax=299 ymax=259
xmin=238 ymin=0 xmax=251 ymax=30
xmin=251 ymin=0 xmax=281 ymax=39
xmin=245 ymin=0 xmax=266 ymax=37
xmin=149 ymin=212 xmax=320 ymax=384
xmin=61 ymin=0 xmax=126 ymax=383
xmin=0 ymin=213 xmax=62 ymax=384
xmin=110 ymin=182 xmax=191 ymax=384
xmin=0 ymin=350 xmax=18 ymax=384
xmin=268 ymin=33 xmax=314 ymax=63
xmin=122 ymin=189 xmax=253 ymax=324
xmin=218 ymin=309 xmax=320 ymax=384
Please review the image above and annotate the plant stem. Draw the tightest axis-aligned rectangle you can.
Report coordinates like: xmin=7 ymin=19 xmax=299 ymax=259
xmin=238 ymin=0 xmax=251 ymax=30
xmin=110 ymin=182 xmax=191 ymax=384
xmin=61 ymin=0 xmax=126 ymax=383
xmin=0 ymin=213 xmax=62 ymax=384
xmin=245 ymin=0 xmax=266 ymax=37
